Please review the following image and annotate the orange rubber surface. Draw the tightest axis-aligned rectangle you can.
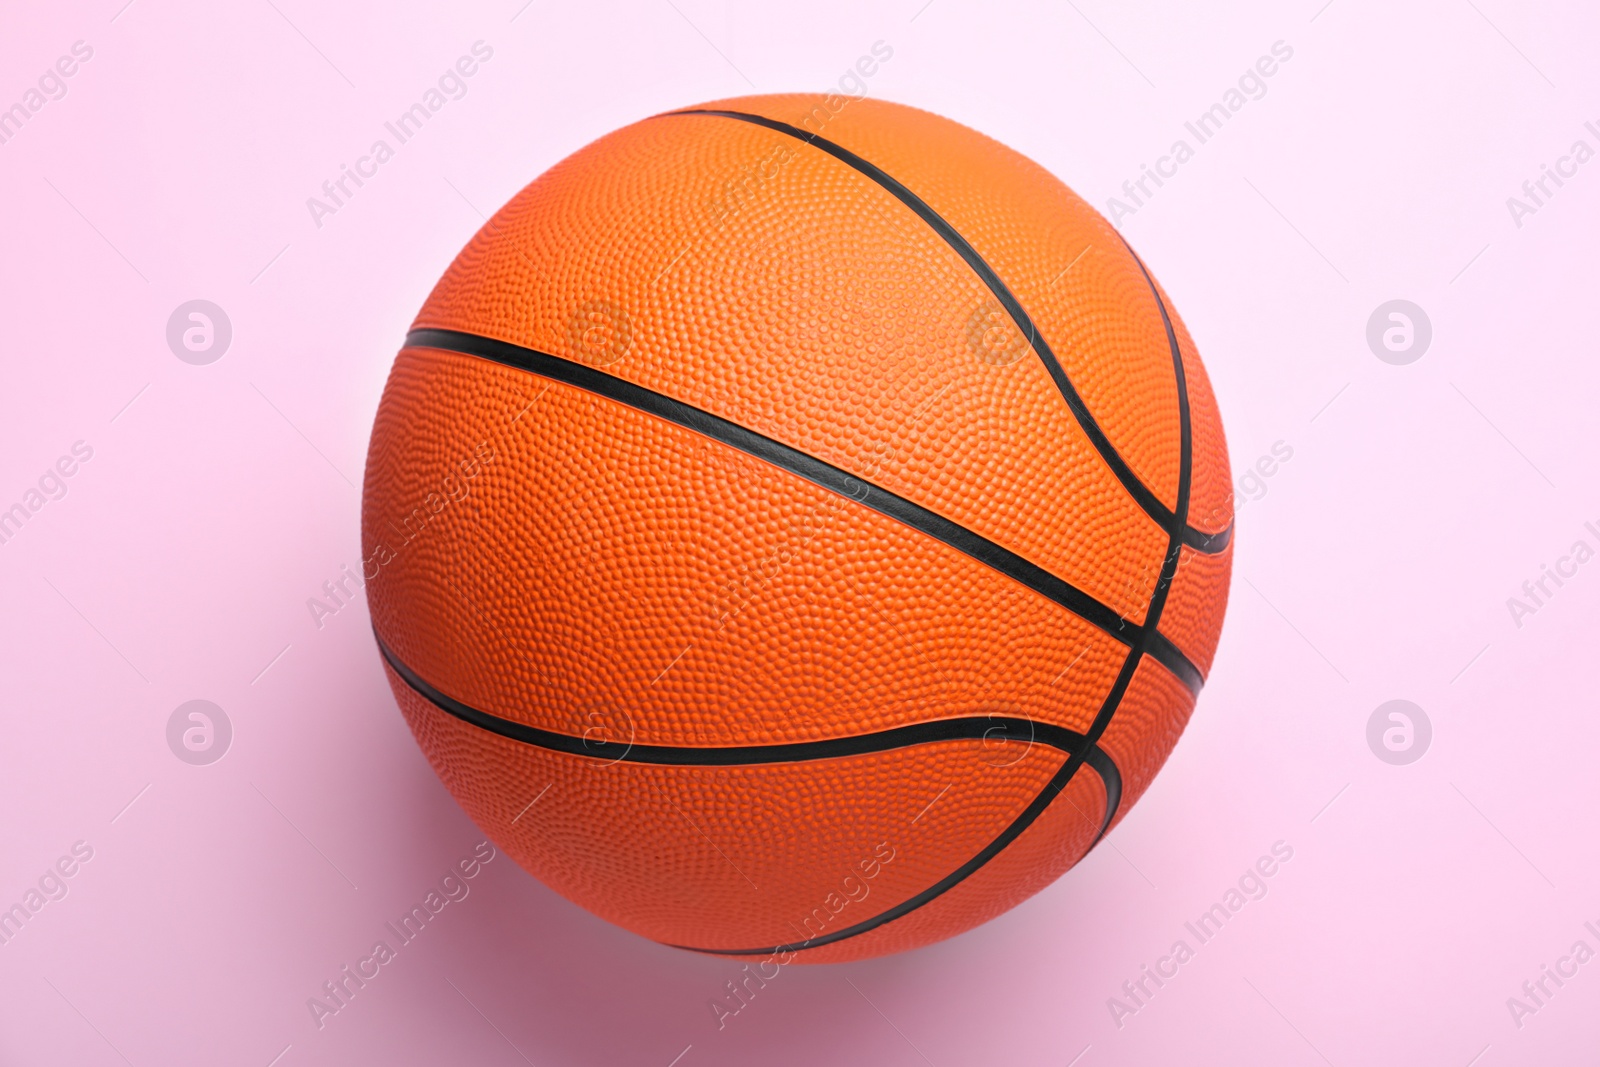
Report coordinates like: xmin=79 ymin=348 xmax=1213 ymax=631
xmin=365 ymin=347 xmax=1130 ymax=748
xmin=390 ymin=664 xmax=1103 ymax=957
xmin=362 ymin=94 xmax=1233 ymax=960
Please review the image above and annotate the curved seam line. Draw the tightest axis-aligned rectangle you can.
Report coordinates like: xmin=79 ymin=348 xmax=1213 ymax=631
xmin=664 ymin=107 xmax=1227 ymax=557
xmin=404 ymin=327 xmax=1203 ymax=697
xmin=377 ymin=632 xmax=1124 ymax=956
xmin=1185 ymin=522 xmax=1232 ymax=553
xmin=399 ymin=250 xmax=1194 ymax=955
xmin=1070 ymin=239 xmax=1196 ymax=844
xmin=394 ymin=316 xmax=1174 ymax=956
xmin=396 ymin=138 xmax=1200 ymax=953
xmin=378 ymin=631 xmax=1116 ymax=771
xmin=740 ymin=239 xmax=1200 ymax=955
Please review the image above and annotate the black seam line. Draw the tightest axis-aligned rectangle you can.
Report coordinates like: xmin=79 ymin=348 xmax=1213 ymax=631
xmin=1066 ymin=240 xmax=1197 ymax=848
xmin=1185 ymin=522 xmax=1232 ymax=554
xmin=666 ymin=108 xmax=1229 ymax=558
xmin=406 ymin=150 xmax=1193 ymax=954
xmin=405 ymin=327 xmax=1203 ymax=698
xmin=958 ymin=239 xmax=1196 ymax=883
xmin=676 ymin=748 xmax=1105 ymax=957
xmin=378 ymin=631 xmax=1125 ymax=957
xmin=378 ymin=631 xmax=1118 ymax=778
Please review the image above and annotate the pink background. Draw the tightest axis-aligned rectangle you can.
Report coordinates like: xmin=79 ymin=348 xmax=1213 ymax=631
xmin=2 ymin=0 xmax=1597 ymax=1063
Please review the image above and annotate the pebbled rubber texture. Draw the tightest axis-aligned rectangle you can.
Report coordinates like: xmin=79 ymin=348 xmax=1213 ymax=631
xmin=362 ymin=93 xmax=1233 ymax=961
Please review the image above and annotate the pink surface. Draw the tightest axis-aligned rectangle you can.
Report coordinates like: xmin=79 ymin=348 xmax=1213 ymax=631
xmin=2 ymin=1 xmax=1596 ymax=1064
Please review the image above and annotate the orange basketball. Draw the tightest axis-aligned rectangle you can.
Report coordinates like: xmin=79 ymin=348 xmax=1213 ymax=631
xmin=361 ymin=94 xmax=1232 ymax=963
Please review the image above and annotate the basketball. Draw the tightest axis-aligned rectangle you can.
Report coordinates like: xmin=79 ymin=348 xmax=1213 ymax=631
xmin=361 ymin=93 xmax=1232 ymax=963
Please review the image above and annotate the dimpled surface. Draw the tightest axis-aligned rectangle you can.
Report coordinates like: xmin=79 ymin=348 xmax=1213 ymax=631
xmin=1157 ymin=278 xmax=1233 ymax=538
xmin=414 ymin=106 xmax=1171 ymax=621
xmin=362 ymin=94 xmax=1233 ymax=961
xmin=713 ymin=94 xmax=1186 ymax=517
xmin=1095 ymin=656 xmax=1199 ymax=831
xmin=1159 ymin=545 xmax=1234 ymax=677
xmin=391 ymin=670 xmax=1097 ymax=955
xmin=365 ymin=347 xmax=1129 ymax=749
